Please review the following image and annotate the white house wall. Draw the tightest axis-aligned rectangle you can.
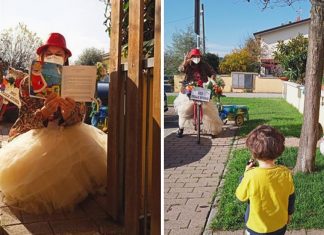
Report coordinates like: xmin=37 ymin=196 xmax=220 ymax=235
xmin=259 ymin=22 xmax=309 ymax=59
xmin=285 ymin=82 xmax=302 ymax=109
xmin=320 ymin=104 xmax=324 ymax=129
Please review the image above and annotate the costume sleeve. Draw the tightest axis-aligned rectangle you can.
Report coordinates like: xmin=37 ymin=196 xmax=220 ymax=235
xmin=60 ymin=102 xmax=86 ymax=126
xmin=178 ymin=59 xmax=191 ymax=73
xmin=235 ymin=174 xmax=250 ymax=202
xmin=8 ymin=77 xmax=46 ymax=140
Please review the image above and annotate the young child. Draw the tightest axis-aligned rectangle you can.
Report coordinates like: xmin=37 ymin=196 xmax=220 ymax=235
xmin=236 ymin=125 xmax=295 ymax=235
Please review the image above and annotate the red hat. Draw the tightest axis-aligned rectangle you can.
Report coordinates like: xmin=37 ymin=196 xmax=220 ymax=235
xmin=36 ymin=33 xmax=72 ymax=57
xmin=189 ymin=48 xmax=201 ymax=58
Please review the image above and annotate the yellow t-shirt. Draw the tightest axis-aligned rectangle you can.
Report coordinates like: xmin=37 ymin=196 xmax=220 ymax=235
xmin=236 ymin=165 xmax=295 ymax=233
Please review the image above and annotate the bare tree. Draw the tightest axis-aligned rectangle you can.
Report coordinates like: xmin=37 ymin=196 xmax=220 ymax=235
xmin=247 ymin=0 xmax=324 ymax=173
xmin=0 ymin=23 xmax=42 ymax=70
xmin=164 ymin=25 xmax=196 ymax=76
xmin=247 ymin=0 xmax=304 ymax=9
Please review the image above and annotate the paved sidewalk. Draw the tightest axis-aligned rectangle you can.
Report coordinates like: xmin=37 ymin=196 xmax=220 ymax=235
xmin=164 ymin=106 xmax=238 ymax=235
xmin=0 ymin=193 xmax=123 ymax=235
xmin=164 ymin=127 xmax=237 ymax=235
xmin=233 ymin=135 xmax=320 ymax=149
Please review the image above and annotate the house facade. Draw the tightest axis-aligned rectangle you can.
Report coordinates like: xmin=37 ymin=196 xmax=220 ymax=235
xmin=254 ymin=18 xmax=310 ymax=77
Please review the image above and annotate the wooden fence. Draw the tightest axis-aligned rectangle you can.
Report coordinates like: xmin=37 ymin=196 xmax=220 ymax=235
xmin=107 ymin=0 xmax=161 ymax=234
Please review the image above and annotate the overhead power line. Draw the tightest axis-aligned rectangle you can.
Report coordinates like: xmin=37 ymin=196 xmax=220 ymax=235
xmin=165 ymin=16 xmax=194 ymax=24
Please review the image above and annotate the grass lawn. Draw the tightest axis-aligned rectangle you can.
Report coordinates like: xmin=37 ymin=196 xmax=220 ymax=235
xmin=167 ymin=95 xmax=177 ymax=105
xmin=221 ymin=97 xmax=303 ymax=137
xmin=210 ymin=148 xmax=324 ymax=230
xmin=167 ymin=95 xmax=303 ymax=137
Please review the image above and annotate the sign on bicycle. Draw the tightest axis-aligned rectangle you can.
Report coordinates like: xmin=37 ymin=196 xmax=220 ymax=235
xmin=190 ymin=87 xmax=211 ymax=102
xmin=189 ymin=87 xmax=211 ymax=144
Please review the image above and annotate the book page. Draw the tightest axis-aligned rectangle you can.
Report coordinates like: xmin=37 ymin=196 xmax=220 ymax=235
xmin=61 ymin=65 xmax=96 ymax=102
xmin=29 ymin=61 xmax=62 ymax=99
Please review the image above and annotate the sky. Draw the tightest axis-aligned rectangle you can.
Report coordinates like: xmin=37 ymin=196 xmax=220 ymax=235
xmin=165 ymin=0 xmax=311 ymax=57
xmin=0 ymin=0 xmax=110 ymax=63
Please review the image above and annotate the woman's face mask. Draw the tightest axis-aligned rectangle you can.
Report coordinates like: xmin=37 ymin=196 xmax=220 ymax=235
xmin=191 ymin=57 xmax=200 ymax=64
xmin=44 ymin=55 xmax=65 ymax=65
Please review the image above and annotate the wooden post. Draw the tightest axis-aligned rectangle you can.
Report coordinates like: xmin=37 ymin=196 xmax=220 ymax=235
xmin=107 ymin=0 xmax=125 ymax=223
xmin=125 ymin=0 xmax=144 ymax=234
xmin=151 ymin=0 xmax=161 ymax=233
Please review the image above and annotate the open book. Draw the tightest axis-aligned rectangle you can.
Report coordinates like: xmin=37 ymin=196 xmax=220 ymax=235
xmin=29 ymin=61 xmax=97 ymax=102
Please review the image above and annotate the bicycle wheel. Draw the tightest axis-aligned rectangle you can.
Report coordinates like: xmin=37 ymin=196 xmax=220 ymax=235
xmin=197 ymin=103 xmax=201 ymax=144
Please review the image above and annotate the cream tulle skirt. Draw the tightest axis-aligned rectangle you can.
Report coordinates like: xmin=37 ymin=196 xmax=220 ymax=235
xmin=0 ymin=122 xmax=107 ymax=214
xmin=174 ymin=92 xmax=223 ymax=135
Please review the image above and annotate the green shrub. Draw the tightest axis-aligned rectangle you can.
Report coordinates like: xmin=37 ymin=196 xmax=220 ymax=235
xmin=273 ymin=34 xmax=308 ymax=84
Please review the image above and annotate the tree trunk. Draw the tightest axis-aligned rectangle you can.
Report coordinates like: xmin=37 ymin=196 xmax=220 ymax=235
xmin=295 ymin=0 xmax=324 ymax=173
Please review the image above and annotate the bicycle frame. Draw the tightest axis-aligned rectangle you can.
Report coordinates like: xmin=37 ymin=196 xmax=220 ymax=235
xmin=193 ymin=100 xmax=203 ymax=144
xmin=180 ymin=78 xmax=210 ymax=144
xmin=193 ymin=101 xmax=203 ymax=126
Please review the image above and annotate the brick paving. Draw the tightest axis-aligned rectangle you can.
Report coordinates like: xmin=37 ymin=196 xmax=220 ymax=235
xmin=0 ymin=121 xmax=123 ymax=235
xmin=0 ymin=193 xmax=124 ymax=234
xmin=234 ymin=136 xmax=316 ymax=149
xmin=164 ymin=105 xmax=238 ymax=235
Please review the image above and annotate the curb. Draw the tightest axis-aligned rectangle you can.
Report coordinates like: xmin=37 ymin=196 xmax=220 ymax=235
xmin=203 ymin=129 xmax=240 ymax=235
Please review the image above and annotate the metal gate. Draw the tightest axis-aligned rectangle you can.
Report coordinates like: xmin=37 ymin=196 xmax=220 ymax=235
xmin=232 ymin=72 xmax=257 ymax=89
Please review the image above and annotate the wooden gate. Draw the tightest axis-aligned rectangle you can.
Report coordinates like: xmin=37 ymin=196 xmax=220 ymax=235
xmin=107 ymin=0 xmax=161 ymax=234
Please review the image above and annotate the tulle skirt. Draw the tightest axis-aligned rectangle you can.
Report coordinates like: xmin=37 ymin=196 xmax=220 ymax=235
xmin=0 ymin=122 xmax=107 ymax=214
xmin=174 ymin=92 xmax=223 ymax=135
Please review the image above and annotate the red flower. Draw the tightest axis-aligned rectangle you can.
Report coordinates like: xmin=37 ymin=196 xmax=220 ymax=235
xmin=213 ymin=85 xmax=223 ymax=95
xmin=197 ymin=80 xmax=203 ymax=87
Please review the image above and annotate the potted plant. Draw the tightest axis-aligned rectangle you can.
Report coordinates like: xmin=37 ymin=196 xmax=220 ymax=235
xmin=282 ymin=68 xmax=297 ymax=82
xmin=273 ymin=65 xmax=288 ymax=81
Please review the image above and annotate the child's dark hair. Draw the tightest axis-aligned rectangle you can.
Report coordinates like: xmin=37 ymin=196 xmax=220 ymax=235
xmin=246 ymin=125 xmax=285 ymax=160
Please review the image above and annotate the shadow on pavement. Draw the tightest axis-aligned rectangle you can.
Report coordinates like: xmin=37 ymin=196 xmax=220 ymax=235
xmin=0 ymin=194 xmax=123 ymax=234
xmin=164 ymin=122 xmax=178 ymax=129
xmin=164 ymin=132 xmax=213 ymax=169
xmin=219 ymin=125 xmax=239 ymax=138
xmin=164 ymin=108 xmax=179 ymax=129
